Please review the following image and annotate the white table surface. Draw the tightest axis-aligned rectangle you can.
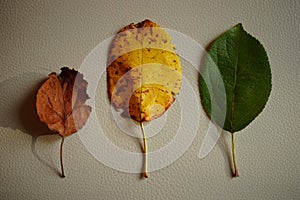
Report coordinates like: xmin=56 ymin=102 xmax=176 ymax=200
xmin=0 ymin=0 xmax=299 ymax=199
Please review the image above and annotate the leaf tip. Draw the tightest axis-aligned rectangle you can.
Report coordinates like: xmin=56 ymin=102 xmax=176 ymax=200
xmin=235 ymin=23 xmax=244 ymax=31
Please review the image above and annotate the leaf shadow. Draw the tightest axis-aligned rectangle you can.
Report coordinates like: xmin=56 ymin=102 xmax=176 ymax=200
xmin=137 ymin=137 xmax=148 ymax=180
xmin=218 ymin=131 xmax=234 ymax=178
xmin=120 ymin=119 xmax=148 ymax=180
xmin=198 ymin=41 xmax=234 ymax=178
xmin=105 ymin=60 xmax=148 ymax=179
xmin=116 ymin=116 xmax=147 ymax=179
xmin=0 ymin=72 xmax=60 ymax=176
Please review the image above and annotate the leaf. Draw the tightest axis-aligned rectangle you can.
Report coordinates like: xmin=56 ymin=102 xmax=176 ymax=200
xmin=107 ymin=19 xmax=182 ymax=178
xmin=36 ymin=67 xmax=91 ymax=177
xmin=200 ymin=24 xmax=272 ymax=177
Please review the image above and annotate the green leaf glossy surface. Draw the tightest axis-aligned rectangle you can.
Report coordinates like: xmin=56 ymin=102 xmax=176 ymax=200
xmin=200 ymin=24 xmax=272 ymax=133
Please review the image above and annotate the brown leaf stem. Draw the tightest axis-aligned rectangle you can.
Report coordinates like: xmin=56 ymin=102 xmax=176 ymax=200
xmin=231 ymin=133 xmax=239 ymax=177
xmin=140 ymin=122 xmax=148 ymax=178
xmin=60 ymin=136 xmax=65 ymax=178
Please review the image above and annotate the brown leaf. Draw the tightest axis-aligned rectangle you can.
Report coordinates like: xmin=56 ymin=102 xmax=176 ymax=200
xmin=36 ymin=67 xmax=91 ymax=137
xmin=36 ymin=67 xmax=91 ymax=177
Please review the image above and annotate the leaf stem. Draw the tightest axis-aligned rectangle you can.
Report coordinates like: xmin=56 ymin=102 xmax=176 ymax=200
xmin=231 ymin=133 xmax=239 ymax=177
xmin=140 ymin=122 xmax=148 ymax=178
xmin=60 ymin=136 xmax=65 ymax=178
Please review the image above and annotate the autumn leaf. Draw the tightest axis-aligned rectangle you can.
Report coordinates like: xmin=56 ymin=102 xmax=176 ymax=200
xmin=36 ymin=67 xmax=91 ymax=177
xmin=107 ymin=19 xmax=182 ymax=178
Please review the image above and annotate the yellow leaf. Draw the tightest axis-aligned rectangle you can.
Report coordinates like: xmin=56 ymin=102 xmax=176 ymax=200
xmin=107 ymin=19 xmax=182 ymax=121
xmin=107 ymin=19 xmax=182 ymax=178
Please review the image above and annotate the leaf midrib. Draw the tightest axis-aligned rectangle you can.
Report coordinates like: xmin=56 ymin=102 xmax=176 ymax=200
xmin=139 ymin=30 xmax=144 ymax=122
xmin=230 ymin=27 xmax=241 ymax=133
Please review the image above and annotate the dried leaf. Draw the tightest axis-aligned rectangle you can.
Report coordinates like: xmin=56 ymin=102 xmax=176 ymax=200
xmin=107 ymin=19 xmax=182 ymax=121
xmin=107 ymin=19 xmax=182 ymax=177
xmin=36 ymin=67 xmax=91 ymax=177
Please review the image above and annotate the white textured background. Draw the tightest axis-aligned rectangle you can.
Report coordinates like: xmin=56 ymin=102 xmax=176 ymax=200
xmin=0 ymin=0 xmax=299 ymax=199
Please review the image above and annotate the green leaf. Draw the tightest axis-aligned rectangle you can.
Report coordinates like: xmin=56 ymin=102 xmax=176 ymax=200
xmin=200 ymin=23 xmax=272 ymax=177
xmin=200 ymin=23 xmax=272 ymax=133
